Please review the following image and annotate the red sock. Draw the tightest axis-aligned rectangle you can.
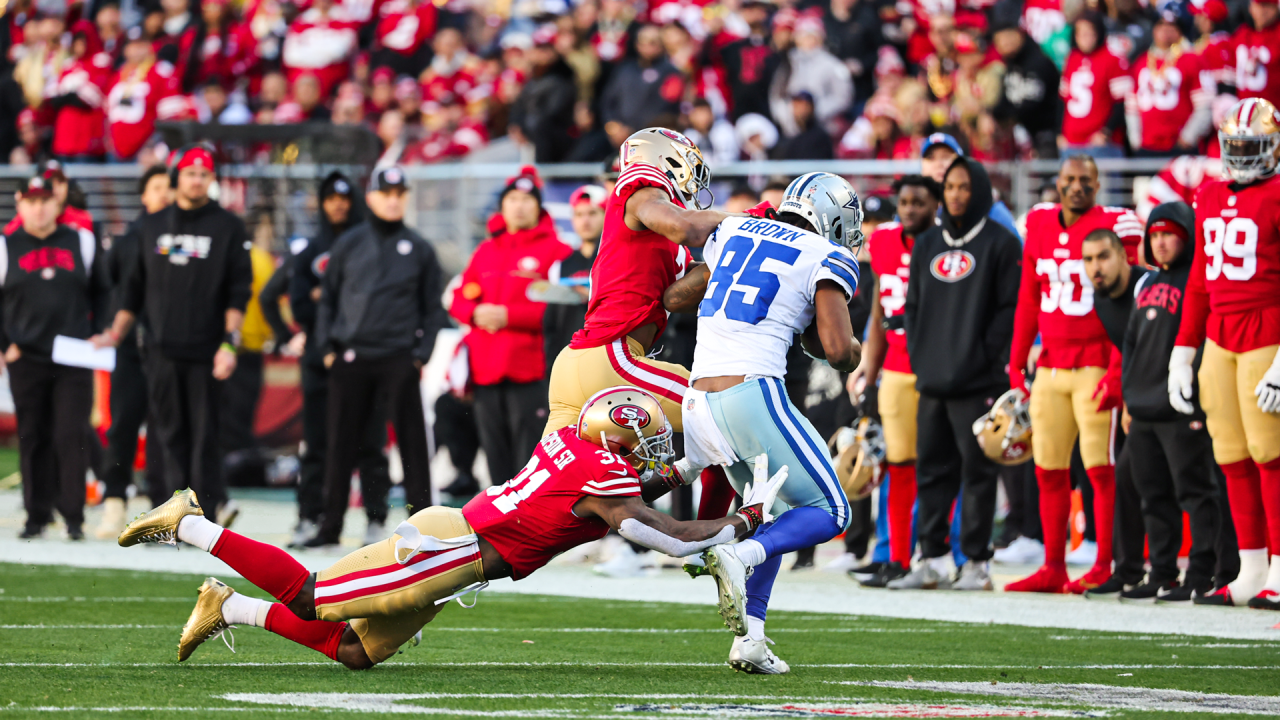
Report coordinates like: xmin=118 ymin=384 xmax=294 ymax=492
xmin=1222 ymin=459 xmax=1267 ymax=551
xmin=1257 ymin=458 xmax=1280 ymax=554
xmin=264 ymin=604 xmax=346 ymax=661
xmin=1037 ymin=467 xmax=1071 ymax=568
xmin=1085 ymin=465 xmax=1116 ymax=569
xmin=887 ymin=463 xmax=917 ymax=565
xmin=697 ymin=466 xmax=736 ymax=520
xmin=211 ymin=531 xmax=310 ymax=604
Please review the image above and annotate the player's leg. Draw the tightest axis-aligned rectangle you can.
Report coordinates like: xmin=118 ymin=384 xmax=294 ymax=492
xmin=1068 ymin=366 xmax=1119 ymax=593
xmin=730 ymin=554 xmax=787 ymax=674
xmin=943 ymin=393 xmax=999 ymax=590
xmin=1198 ymin=339 xmax=1268 ymax=604
xmin=880 ymin=371 xmax=919 ymax=574
xmin=1006 ymin=369 xmax=1077 ymax=593
xmin=1236 ymin=344 xmax=1280 ymax=605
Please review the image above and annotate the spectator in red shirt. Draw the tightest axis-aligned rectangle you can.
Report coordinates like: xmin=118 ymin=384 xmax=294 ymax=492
xmin=106 ymin=27 xmax=178 ymax=161
xmin=50 ymin=20 xmax=110 ymax=162
xmin=371 ymin=0 xmax=436 ymax=78
xmin=281 ymin=0 xmax=359 ymax=99
xmin=1126 ymin=10 xmax=1215 ymax=157
xmin=447 ymin=167 xmax=571 ymax=486
xmin=1226 ymin=0 xmax=1280 ymax=107
xmin=1058 ymin=12 xmax=1130 ymax=158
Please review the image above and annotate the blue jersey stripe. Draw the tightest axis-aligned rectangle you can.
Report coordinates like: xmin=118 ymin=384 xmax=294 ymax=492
xmin=770 ymin=378 xmax=850 ymax=527
xmin=821 ymin=259 xmax=858 ymax=291
xmin=759 ymin=379 xmax=847 ymax=528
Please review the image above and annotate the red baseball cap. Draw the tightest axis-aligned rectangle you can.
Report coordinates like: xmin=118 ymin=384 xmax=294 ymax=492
xmin=20 ymin=175 xmax=54 ymax=199
xmin=175 ymin=146 xmax=215 ymax=172
xmin=1191 ymin=0 xmax=1229 ymax=21
xmin=570 ymin=184 xmax=607 ymax=208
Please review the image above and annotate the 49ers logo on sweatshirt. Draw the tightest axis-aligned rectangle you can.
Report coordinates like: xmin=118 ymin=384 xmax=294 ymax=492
xmin=18 ymin=247 xmax=75 ymax=276
xmin=929 ymin=250 xmax=976 ymax=282
xmin=156 ymin=233 xmax=213 ymax=265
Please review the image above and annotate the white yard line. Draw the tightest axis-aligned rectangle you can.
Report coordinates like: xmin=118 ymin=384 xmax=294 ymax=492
xmin=0 ymin=625 xmax=936 ymax=633
xmin=3 ymin=660 xmax=1276 ymax=670
xmin=841 ymin=681 xmax=1280 ymax=715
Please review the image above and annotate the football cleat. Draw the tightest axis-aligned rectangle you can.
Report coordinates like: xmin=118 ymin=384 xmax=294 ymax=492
xmin=178 ymin=577 xmax=236 ymax=662
xmin=887 ymin=561 xmax=952 ymax=590
xmin=1083 ymin=576 xmax=1133 ymax=599
xmin=952 ymin=562 xmax=993 ymax=591
xmin=703 ymin=545 xmax=749 ymax=636
xmin=1004 ymin=565 xmax=1068 ymax=594
xmin=858 ymin=561 xmax=908 ymax=588
xmin=94 ymin=497 xmax=128 ymax=540
xmin=118 ymin=488 xmax=204 ymax=547
xmin=1194 ymin=585 xmax=1235 ymax=606
xmin=683 ymin=554 xmax=710 ymax=579
xmin=729 ymin=635 xmax=790 ymax=674
xmin=1065 ymin=565 xmax=1112 ymax=595
xmin=1247 ymin=589 xmax=1280 ymax=610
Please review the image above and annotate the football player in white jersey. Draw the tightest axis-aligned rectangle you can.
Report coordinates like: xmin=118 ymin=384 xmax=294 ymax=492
xmin=663 ymin=172 xmax=863 ymax=674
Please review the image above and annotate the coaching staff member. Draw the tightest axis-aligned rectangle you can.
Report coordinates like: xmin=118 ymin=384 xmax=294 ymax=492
xmin=891 ymin=157 xmax=1022 ymax=592
xmin=308 ymin=166 xmax=448 ymax=547
xmin=94 ymin=165 xmax=172 ymax=539
xmin=1076 ymin=227 xmax=1148 ymax=599
xmin=4 ymin=175 xmax=107 ymax=540
xmin=93 ymin=146 xmax=252 ymax=522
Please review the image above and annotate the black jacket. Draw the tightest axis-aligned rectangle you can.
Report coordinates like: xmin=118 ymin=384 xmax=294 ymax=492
xmin=510 ymin=59 xmax=578 ymax=163
xmin=712 ymin=35 xmax=781 ymax=121
xmin=105 ymin=214 xmax=149 ymax=349
xmin=773 ymin=121 xmax=835 ymax=160
xmin=1123 ymin=201 xmax=1202 ymax=422
xmin=314 ymin=217 xmax=449 ymax=364
xmin=543 ymin=248 xmax=595 ymax=366
xmin=995 ymin=37 xmax=1061 ymax=137
xmin=0 ymin=224 xmax=108 ymax=359
xmin=1094 ymin=265 xmax=1149 ymax=351
xmin=121 ymin=201 xmax=252 ymax=362
xmin=905 ymin=158 xmax=1023 ymax=397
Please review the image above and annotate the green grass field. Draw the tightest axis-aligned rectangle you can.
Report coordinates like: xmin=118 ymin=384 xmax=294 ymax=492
xmin=2 ymin=561 xmax=1279 ymax=718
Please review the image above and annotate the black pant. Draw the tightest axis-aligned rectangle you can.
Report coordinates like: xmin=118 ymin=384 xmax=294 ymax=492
xmin=1128 ymin=418 xmax=1223 ymax=588
xmin=1112 ymin=439 xmax=1149 ymax=585
xmin=1212 ymin=462 xmax=1240 ymax=586
xmin=220 ymin=350 xmax=263 ymax=457
xmin=433 ymin=392 xmax=480 ymax=483
xmin=322 ymin=351 xmax=431 ymax=537
xmin=145 ymin=352 xmax=226 ymax=512
xmin=297 ymin=361 xmax=389 ymax=524
xmin=101 ymin=340 xmax=166 ymax=505
xmin=472 ymin=381 xmax=548 ymax=486
xmin=915 ymin=391 xmax=1000 ymax=561
xmin=10 ymin=357 xmax=93 ymax=529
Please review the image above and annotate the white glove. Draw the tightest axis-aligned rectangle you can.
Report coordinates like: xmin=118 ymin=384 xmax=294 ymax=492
xmin=1256 ymin=350 xmax=1280 ymax=414
xmin=1168 ymin=345 xmax=1197 ymax=415
xmin=742 ymin=454 xmax=788 ymax=525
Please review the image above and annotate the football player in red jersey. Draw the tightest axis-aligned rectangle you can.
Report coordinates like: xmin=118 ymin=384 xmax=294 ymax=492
xmin=1226 ymin=0 xmax=1280 ymax=108
xmin=1005 ymin=155 xmax=1145 ymax=594
xmin=544 ymin=128 xmax=738 ymax=516
xmin=846 ymin=175 xmax=942 ymax=587
xmin=115 ymin=386 xmax=785 ymax=667
xmin=1171 ymin=98 xmax=1280 ymax=607
xmin=1125 ymin=10 xmax=1215 ymax=157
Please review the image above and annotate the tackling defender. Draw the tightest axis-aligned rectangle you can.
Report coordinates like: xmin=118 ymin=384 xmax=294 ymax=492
xmin=663 ymin=172 xmax=863 ymax=674
xmin=116 ymin=386 xmax=785 ymax=668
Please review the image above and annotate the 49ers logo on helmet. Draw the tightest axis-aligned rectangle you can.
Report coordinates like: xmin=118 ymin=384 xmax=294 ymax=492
xmin=1003 ymin=440 xmax=1030 ymax=461
xmin=657 ymin=128 xmax=693 ymax=147
xmin=609 ymin=404 xmax=651 ymax=428
xmin=929 ymin=250 xmax=976 ymax=282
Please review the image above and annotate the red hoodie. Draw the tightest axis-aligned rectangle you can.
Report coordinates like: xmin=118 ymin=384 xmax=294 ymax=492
xmin=449 ymin=212 xmax=572 ymax=386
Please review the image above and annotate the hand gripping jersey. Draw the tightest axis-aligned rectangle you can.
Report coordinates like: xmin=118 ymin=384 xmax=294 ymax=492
xmin=1060 ymin=48 xmax=1131 ymax=146
xmin=867 ymin=222 xmax=913 ymax=374
xmin=462 ymin=427 xmax=641 ymax=579
xmin=1012 ymin=204 xmax=1144 ymax=371
xmin=570 ymin=162 xmax=691 ymax=349
xmin=690 ymin=215 xmax=859 ymax=381
xmin=1176 ymin=175 xmax=1280 ymax=353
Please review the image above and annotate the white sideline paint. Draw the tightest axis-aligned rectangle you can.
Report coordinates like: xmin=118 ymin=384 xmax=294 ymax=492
xmin=841 ymin=681 xmax=1280 ymax=715
xmin=7 ymin=535 xmax=1280 ymax=641
xmin=3 ymin=661 xmax=1276 ymax=670
xmin=0 ymin=625 xmax=937 ymax=634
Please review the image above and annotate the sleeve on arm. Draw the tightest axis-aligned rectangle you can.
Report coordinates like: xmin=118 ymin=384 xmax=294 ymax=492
xmin=447 ymin=248 xmax=483 ymax=327
xmin=1009 ymin=241 xmax=1042 ymax=374
xmin=287 ymin=240 xmax=319 ymax=330
xmin=225 ymin=219 xmax=253 ymax=313
xmin=618 ymin=517 xmax=736 ymax=558
xmin=1175 ymin=230 xmax=1210 ymax=348
xmin=120 ymin=229 xmax=147 ymax=315
xmin=614 ymin=163 xmax=684 ymax=208
xmin=983 ymin=234 xmax=1023 ymax=364
xmin=815 ymin=248 xmax=860 ymax=301
xmin=415 ymin=244 xmax=450 ymax=363
xmin=581 ymin=460 xmax=643 ymax=497
xmin=258 ymin=261 xmax=294 ymax=344
xmin=312 ymin=240 xmax=343 ymax=355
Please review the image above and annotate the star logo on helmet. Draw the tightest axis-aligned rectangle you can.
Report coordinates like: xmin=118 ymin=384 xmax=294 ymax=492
xmin=843 ymin=194 xmax=861 ymax=211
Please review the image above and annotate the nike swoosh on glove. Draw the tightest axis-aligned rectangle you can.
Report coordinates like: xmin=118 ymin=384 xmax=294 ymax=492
xmin=1256 ymin=349 xmax=1280 ymax=414
xmin=746 ymin=201 xmax=778 ymax=219
xmin=1168 ymin=345 xmax=1197 ymax=415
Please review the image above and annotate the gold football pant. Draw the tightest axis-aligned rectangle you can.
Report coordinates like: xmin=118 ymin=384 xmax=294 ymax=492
xmin=1199 ymin=340 xmax=1280 ymax=465
xmin=1029 ymin=366 xmax=1116 ymax=470
xmin=313 ymin=507 xmax=483 ymax=664
xmin=879 ymin=370 xmax=919 ymax=464
xmin=545 ymin=337 xmax=691 ymax=435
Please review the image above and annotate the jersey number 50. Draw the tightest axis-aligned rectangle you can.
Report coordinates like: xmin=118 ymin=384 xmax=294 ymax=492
xmin=1202 ymin=217 xmax=1257 ymax=282
xmin=699 ymin=236 xmax=801 ymax=324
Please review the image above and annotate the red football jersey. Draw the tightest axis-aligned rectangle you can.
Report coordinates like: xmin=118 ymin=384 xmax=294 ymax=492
xmin=106 ymin=61 xmax=179 ymax=160
xmin=1060 ymin=48 xmax=1130 ymax=146
xmin=570 ymin=162 xmax=692 ymax=349
xmin=1011 ymin=204 xmax=1144 ymax=371
xmin=1227 ymin=22 xmax=1280 ymax=108
xmin=462 ymin=427 xmax=641 ymax=580
xmin=1143 ymin=155 xmax=1223 ymax=219
xmin=52 ymin=54 xmax=110 ymax=158
xmin=281 ymin=7 xmax=360 ymax=98
xmin=1176 ymin=175 xmax=1280 ymax=353
xmin=1022 ymin=0 xmax=1065 ymax=46
xmin=1131 ymin=49 xmax=1212 ymax=152
xmin=375 ymin=3 xmax=436 ymax=56
xmin=868 ymin=222 xmax=914 ymax=375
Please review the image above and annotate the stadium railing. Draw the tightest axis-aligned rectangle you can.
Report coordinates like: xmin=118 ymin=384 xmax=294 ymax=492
xmin=0 ymin=158 xmax=1172 ymax=275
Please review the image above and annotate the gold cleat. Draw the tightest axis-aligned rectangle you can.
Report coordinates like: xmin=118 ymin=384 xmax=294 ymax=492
xmin=118 ymin=488 xmax=203 ymax=547
xmin=179 ymin=577 xmax=236 ymax=662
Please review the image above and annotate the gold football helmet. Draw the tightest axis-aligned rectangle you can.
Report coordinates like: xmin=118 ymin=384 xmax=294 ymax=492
xmin=831 ymin=417 xmax=886 ymax=501
xmin=577 ymin=386 xmax=675 ymax=478
xmin=1219 ymin=98 xmax=1280 ymax=184
xmin=973 ymin=389 xmax=1033 ymax=466
xmin=619 ymin=127 xmax=713 ymax=209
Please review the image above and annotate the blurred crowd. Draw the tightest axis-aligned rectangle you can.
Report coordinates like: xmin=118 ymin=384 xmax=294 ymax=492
xmin=4 ymin=0 xmax=1280 ymax=167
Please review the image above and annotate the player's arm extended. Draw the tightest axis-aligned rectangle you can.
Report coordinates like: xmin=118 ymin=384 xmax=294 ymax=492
xmin=575 ymin=495 xmax=751 ymax=557
xmin=663 ymin=262 xmax=710 ymax=313
xmin=627 ymin=187 xmax=728 ymax=248
xmin=810 ymin=280 xmax=861 ymax=372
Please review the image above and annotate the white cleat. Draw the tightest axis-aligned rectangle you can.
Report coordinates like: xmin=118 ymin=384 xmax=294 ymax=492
xmin=592 ymin=541 xmax=652 ymax=578
xmin=1066 ymin=540 xmax=1097 ymax=567
xmin=992 ymin=536 xmax=1044 ymax=565
xmin=821 ymin=551 xmax=861 ymax=573
xmin=729 ymin=635 xmax=790 ymax=674
xmin=703 ymin=545 xmax=748 ymax=635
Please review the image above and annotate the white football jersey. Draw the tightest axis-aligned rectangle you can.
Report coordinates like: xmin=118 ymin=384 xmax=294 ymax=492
xmin=690 ymin=215 xmax=859 ymax=381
